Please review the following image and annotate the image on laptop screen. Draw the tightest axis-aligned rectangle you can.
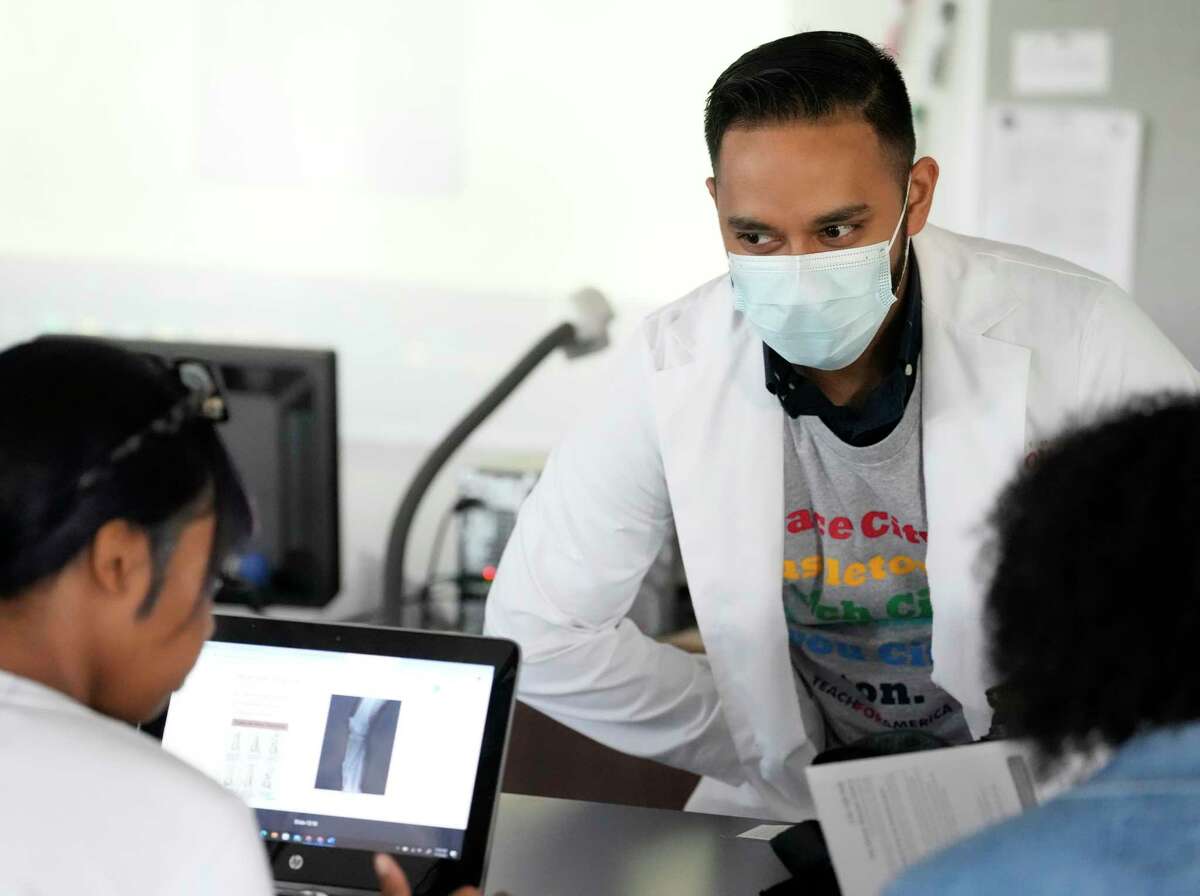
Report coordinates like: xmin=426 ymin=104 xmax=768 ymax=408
xmin=160 ymin=641 xmax=494 ymax=860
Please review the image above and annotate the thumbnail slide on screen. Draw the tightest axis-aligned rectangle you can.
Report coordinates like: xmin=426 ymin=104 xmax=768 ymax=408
xmin=223 ymin=719 xmax=286 ymax=803
xmin=314 ymin=696 xmax=402 ymax=796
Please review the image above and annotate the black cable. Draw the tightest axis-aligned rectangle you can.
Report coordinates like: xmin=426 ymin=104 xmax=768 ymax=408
xmin=381 ymin=322 xmax=578 ymax=624
xmin=418 ymin=497 xmax=483 ymax=628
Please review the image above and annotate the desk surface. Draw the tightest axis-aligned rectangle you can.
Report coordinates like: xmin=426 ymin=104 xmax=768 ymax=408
xmin=485 ymin=794 xmax=790 ymax=896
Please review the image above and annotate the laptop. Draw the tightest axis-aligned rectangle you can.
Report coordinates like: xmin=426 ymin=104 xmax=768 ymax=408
xmin=144 ymin=614 xmax=519 ymax=896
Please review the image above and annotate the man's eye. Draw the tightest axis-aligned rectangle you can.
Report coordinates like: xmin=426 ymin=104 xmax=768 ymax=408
xmin=820 ymin=224 xmax=856 ymax=240
xmin=736 ymin=232 xmax=772 ymax=246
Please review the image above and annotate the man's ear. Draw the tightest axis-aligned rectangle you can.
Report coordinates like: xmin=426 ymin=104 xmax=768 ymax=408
xmin=706 ymin=176 xmax=718 ymax=205
xmin=904 ymin=156 xmax=939 ymax=237
xmin=88 ymin=519 xmax=153 ymax=607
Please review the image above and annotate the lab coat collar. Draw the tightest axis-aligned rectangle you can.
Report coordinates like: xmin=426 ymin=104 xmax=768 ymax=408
xmin=653 ymin=283 xmax=821 ymax=810
xmin=912 ymin=224 xmax=1027 ymax=337
xmin=904 ymin=225 xmax=1033 ymax=736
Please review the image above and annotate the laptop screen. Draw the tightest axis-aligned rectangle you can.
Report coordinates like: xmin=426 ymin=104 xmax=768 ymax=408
xmin=160 ymin=640 xmax=494 ymax=860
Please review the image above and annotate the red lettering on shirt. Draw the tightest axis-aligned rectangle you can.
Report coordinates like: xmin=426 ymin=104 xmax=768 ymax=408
xmin=862 ymin=511 xmax=890 ymax=538
xmin=829 ymin=517 xmax=853 ymax=540
xmin=787 ymin=509 xmax=814 ymax=534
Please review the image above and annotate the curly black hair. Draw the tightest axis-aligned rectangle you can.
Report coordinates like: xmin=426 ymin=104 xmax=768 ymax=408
xmin=985 ymin=393 xmax=1200 ymax=759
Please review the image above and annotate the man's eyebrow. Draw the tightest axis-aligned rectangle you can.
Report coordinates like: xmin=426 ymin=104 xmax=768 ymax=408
xmin=811 ymin=203 xmax=871 ymax=227
xmin=727 ymin=215 xmax=774 ymax=231
xmin=727 ymin=204 xmax=872 ymax=232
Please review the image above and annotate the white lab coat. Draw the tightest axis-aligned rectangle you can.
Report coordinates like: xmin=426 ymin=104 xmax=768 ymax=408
xmin=484 ymin=225 xmax=1200 ymax=821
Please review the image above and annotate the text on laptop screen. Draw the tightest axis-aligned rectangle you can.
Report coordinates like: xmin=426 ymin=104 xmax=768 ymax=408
xmin=160 ymin=641 xmax=494 ymax=859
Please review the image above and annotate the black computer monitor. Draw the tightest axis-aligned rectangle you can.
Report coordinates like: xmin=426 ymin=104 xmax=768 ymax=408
xmin=110 ymin=339 xmax=340 ymax=608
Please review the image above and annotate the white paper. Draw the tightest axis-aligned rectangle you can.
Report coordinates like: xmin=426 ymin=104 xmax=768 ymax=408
xmin=805 ymin=740 xmax=1039 ymax=896
xmin=737 ymin=823 xmax=792 ymax=841
xmin=1012 ymin=29 xmax=1111 ymax=95
xmin=981 ymin=103 xmax=1143 ymax=293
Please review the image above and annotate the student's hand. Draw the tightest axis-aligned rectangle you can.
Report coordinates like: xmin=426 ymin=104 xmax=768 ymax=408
xmin=374 ymin=853 xmax=485 ymax=896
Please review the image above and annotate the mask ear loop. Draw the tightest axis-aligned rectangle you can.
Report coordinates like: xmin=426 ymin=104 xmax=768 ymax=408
xmin=889 ymin=176 xmax=913 ymax=297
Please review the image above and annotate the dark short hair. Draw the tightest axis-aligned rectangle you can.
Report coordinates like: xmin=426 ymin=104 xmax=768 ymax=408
xmin=985 ymin=395 xmax=1200 ymax=758
xmin=0 ymin=337 xmax=252 ymax=614
xmin=704 ymin=31 xmax=916 ymax=186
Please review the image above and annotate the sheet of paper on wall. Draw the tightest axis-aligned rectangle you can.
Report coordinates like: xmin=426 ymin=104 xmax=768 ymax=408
xmin=1012 ymin=29 xmax=1112 ymax=95
xmin=981 ymin=104 xmax=1143 ymax=293
xmin=805 ymin=740 xmax=1040 ymax=896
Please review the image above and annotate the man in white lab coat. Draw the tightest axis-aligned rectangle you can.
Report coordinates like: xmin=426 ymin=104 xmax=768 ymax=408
xmin=484 ymin=31 xmax=1199 ymax=821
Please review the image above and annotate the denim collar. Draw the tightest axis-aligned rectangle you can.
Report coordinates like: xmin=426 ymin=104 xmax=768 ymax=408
xmin=1088 ymin=721 xmax=1200 ymax=785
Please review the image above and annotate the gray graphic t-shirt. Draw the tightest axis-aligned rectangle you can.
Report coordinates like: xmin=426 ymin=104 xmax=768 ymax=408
xmin=782 ymin=368 xmax=971 ymax=748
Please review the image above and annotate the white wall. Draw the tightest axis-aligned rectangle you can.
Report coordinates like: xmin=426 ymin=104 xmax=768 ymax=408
xmin=0 ymin=0 xmax=802 ymax=317
xmin=0 ymin=0 xmax=990 ymax=618
xmin=792 ymin=0 xmax=991 ymax=235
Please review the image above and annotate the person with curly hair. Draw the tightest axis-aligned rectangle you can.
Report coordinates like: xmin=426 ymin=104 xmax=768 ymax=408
xmin=887 ymin=394 xmax=1200 ymax=894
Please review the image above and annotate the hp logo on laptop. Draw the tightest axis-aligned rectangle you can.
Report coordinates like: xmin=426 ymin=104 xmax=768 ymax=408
xmin=289 ymin=855 xmax=305 ymax=871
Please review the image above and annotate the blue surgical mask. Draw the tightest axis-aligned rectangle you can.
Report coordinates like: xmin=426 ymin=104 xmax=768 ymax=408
xmin=728 ymin=180 xmax=911 ymax=371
